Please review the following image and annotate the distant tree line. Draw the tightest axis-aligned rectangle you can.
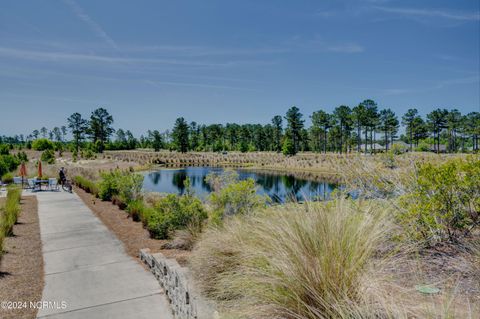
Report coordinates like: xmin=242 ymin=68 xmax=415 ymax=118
xmin=1 ymin=101 xmax=479 ymax=156
xmin=167 ymin=101 xmax=479 ymax=155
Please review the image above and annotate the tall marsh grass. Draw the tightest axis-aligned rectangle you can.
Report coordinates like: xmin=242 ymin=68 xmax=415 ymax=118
xmin=1 ymin=187 xmax=21 ymax=237
xmin=0 ymin=187 xmax=21 ymax=262
xmin=190 ymin=199 xmax=393 ymax=318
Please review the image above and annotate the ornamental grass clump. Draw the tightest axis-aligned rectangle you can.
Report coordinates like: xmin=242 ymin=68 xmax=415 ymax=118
xmin=1 ymin=187 xmax=21 ymax=237
xmin=190 ymin=199 xmax=391 ymax=318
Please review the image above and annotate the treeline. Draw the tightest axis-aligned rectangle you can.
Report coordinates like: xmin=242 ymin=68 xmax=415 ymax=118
xmin=1 ymin=101 xmax=479 ymax=156
xmin=168 ymin=101 xmax=479 ymax=155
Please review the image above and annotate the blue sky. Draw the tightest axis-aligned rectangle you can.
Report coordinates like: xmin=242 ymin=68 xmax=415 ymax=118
xmin=1 ymin=0 xmax=479 ymax=136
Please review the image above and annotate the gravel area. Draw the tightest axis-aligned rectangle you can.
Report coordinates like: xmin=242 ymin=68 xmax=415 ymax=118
xmin=0 ymin=196 xmax=44 ymax=319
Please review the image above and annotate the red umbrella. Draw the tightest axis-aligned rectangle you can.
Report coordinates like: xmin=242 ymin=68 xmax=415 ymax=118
xmin=19 ymin=162 xmax=27 ymax=177
xmin=19 ymin=162 xmax=27 ymax=186
xmin=38 ymin=161 xmax=42 ymax=179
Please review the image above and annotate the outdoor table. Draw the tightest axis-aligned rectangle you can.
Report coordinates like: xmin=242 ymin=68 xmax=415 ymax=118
xmin=34 ymin=179 xmax=50 ymax=191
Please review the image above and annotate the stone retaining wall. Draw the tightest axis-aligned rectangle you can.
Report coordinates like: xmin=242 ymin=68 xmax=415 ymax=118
xmin=140 ymin=249 xmax=217 ymax=319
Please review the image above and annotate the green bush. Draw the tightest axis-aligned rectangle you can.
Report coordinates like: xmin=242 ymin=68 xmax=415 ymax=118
xmin=0 ymin=154 xmax=20 ymax=177
xmin=1 ymin=172 xmax=14 ymax=184
xmin=97 ymin=170 xmax=143 ymax=203
xmin=208 ymin=178 xmax=267 ymax=224
xmin=146 ymin=194 xmax=207 ymax=239
xmin=73 ymin=176 xmax=99 ymax=196
xmin=126 ymin=200 xmax=153 ymax=222
xmin=390 ymin=143 xmax=407 ymax=155
xmin=399 ymin=156 xmax=480 ymax=243
xmin=41 ymin=149 xmax=56 ymax=164
xmin=16 ymin=151 xmax=28 ymax=162
xmin=0 ymin=144 xmax=9 ymax=155
xmin=32 ymin=138 xmax=54 ymax=151
xmin=415 ymin=141 xmax=430 ymax=152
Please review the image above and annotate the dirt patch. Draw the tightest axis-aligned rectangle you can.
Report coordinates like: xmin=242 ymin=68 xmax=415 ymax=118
xmin=0 ymin=196 xmax=44 ymax=319
xmin=74 ymin=187 xmax=190 ymax=265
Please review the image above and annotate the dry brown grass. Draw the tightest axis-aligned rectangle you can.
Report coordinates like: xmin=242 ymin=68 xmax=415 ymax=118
xmin=190 ymin=198 xmax=479 ymax=319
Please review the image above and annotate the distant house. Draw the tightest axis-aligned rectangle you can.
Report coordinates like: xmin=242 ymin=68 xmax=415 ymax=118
xmin=429 ymin=144 xmax=447 ymax=153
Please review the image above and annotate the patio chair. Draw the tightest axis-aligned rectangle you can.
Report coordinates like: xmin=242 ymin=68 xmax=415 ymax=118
xmin=27 ymin=178 xmax=37 ymax=191
xmin=13 ymin=176 xmax=22 ymax=185
xmin=49 ymin=178 xmax=59 ymax=191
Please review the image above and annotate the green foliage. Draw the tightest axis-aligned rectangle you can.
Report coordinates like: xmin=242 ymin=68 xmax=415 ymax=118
xmin=32 ymin=138 xmax=54 ymax=151
xmin=208 ymin=176 xmax=267 ymax=224
xmin=98 ymin=170 xmax=143 ymax=203
xmin=0 ymin=144 xmax=10 ymax=155
xmin=415 ymin=141 xmax=430 ymax=152
xmin=172 ymin=117 xmax=190 ymax=153
xmin=399 ymin=156 xmax=480 ymax=243
xmin=390 ymin=143 xmax=407 ymax=155
xmin=41 ymin=149 xmax=56 ymax=164
xmin=16 ymin=151 xmax=28 ymax=162
xmin=146 ymin=194 xmax=207 ymax=239
xmin=0 ymin=154 xmax=21 ymax=177
xmin=73 ymin=175 xmax=99 ymax=196
xmin=282 ymin=137 xmax=295 ymax=155
xmin=89 ymin=108 xmax=115 ymax=153
xmin=1 ymin=187 xmax=21 ymax=237
xmin=1 ymin=172 xmax=14 ymax=184
xmin=126 ymin=200 xmax=151 ymax=222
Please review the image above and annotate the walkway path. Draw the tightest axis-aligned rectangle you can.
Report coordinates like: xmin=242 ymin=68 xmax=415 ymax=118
xmin=35 ymin=191 xmax=173 ymax=319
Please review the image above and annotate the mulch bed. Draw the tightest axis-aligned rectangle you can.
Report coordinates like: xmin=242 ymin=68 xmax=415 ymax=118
xmin=74 ymin=187 xmax=190 ymax=265
xmin=0 ymin=196 xmax=44 ymax=319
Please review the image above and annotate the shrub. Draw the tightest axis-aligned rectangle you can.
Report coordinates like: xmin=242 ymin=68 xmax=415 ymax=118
xmin=208 ymin=178 xmax=267 ymax=224
xmin=0 ymin=144 xmax=9 ymax=155
xmin=1 ymin=187 xmax=22 ymax=237
xmin=391 ymin=143 xmax=407 ymax=155
xmin=16 ymin=151 xmax=28 ymax=162
xmin=41 ymin=149 xmax=56 ymax=164
xmin=126 ymin=200 xmax=152 ymax=222
xmin=399 ymin=156 xmax=480 ymax=243
xmin=32 ymin=138 xmax=54 ymax=151
xmin=190 ymin=199 xmax=390 ymax=318
xmin=146 ymin=194 xmax=207 ymax=239
xmin=73 ymin=175 xmax=99 ymax=196
xmin=1 ymin=172 xmax=14 ymax=184
xmin=415 ymin=141 xmax=430 ymax=152
xmin=0 ymin=154 xmax=20 ymax=177
xmin=97 ymin=170 xmax=143 ymax=203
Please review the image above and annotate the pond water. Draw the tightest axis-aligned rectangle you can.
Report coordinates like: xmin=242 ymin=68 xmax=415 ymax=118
xmin=142 ymin=167 xmax=339 ymax=203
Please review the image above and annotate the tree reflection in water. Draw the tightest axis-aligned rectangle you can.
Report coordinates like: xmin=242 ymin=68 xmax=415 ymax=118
xmin=145 ymin=167 xmax=338 ymax=203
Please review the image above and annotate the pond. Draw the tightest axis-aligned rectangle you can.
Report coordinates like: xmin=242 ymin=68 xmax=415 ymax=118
xmin=142 ymin=167 xmax=339 ymax=203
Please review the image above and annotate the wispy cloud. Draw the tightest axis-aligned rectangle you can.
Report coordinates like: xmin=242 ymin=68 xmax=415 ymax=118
xmin=285 ymin=36 xmax=365 ymax=53
xmin=62 ymin=0 xmax=118 ymax=49
xmin=144 ymin=80 xmax=257 ymax=91
xmin=373 ymin=6 xmax=480 ymax=21
xmin=0 ymin=46 xmax=273 ymax=67
xmin=374 ymin=76 xmax=480 ymax=96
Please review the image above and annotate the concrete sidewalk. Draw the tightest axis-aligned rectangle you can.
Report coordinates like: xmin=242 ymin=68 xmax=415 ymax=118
xmin=36 ymin=191 xmax=173 ymax=319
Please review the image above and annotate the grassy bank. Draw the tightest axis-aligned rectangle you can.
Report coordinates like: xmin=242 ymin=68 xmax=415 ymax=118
xmin=188 ymin=155 xmax=480 ymax=318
